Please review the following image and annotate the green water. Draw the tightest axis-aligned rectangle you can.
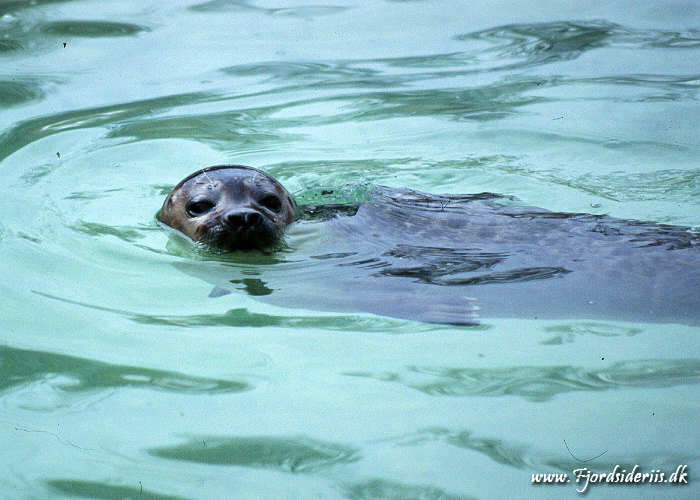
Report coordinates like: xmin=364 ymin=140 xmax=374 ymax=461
xmin=1 ymin=0 xmax=699 ymax=498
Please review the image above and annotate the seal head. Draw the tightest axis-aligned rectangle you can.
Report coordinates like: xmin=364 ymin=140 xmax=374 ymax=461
xmin=158 ymin=165 xmax=297 ymax=252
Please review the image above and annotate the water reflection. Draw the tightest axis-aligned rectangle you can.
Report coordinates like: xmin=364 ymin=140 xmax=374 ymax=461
xmin=0 ymin=0 xmax=76 ymax=17
xmin=0 ymin=39 xmax=22 ymax=53
xmin=346 ymin=359 xmax=700 ymax=402
xmin=109 ymin=111 xmax=293 ymax=147
xmin=190 ymin=0 xmax=348 ymax=17
xmin=343 ymin=479 xmax=472 ymax=500
xmin=34 ymin=291 xmax=430 ymax=333
xmin=385 ymin=427 xmax=697 ymax=475
xmin=0 ymin=345 xmax=251 ymax=394
xmin=41 ymin=20 xmax=149 ymax=38
xmin=492 ymin=165 xmax=700 ymax=203
xmin=69 ymin=221 xmax=143 ymax=243
xmin=1 ymin=19 xmax=695 ymax=170
xmin=541 ymin=322 xmax=643 ymax=344
xmin=0 ymin=92 xmax=217 ymax=163
xmin=47 ymin=479 xmax=180 ymax=500
xmin=151 ymin=435 xmax=359 ymax=472
xmin=458 ymin=21 xmax=700 ymax=67
xmin=0 ymin=80 xmax=45 ymax=107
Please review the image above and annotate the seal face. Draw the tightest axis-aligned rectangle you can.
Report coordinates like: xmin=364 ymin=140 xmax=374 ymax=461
xmin=158 ymin=165 xmax=297 ymax=252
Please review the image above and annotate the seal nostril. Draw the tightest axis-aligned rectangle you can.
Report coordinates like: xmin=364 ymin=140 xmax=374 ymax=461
xmin=225 ymin=209 xmax=262 ymax=229
xmin=246 ymin=212 xmax=262 ymax=227
xmin=225 ymin=212 xmax=245 ymax=228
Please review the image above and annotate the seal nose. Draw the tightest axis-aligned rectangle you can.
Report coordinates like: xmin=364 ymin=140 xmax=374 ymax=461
xmin=223 ymin=209 xmax=262 ymax=230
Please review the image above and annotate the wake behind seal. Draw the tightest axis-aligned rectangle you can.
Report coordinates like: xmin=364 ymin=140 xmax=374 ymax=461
xmin=158 ymin=165 xmax=297 ymax=252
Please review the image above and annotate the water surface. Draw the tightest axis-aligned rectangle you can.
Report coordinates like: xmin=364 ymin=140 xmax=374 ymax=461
xmin=1 ymin=0 xmax=699 ymax=498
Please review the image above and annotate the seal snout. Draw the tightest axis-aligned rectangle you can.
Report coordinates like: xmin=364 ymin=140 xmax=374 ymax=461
xmin=223 ymin=209 xmax=263 ymax=231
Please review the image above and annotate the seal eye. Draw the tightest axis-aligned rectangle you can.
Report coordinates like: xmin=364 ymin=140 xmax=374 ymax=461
xmin=186 ymin=200 xmax=215 ymax=217
xmin=260 ymin=194 xmax=282 ymax=212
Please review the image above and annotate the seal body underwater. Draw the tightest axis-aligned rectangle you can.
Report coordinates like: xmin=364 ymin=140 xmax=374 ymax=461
xmin=160 ymin=166 xmax=700 ymax=326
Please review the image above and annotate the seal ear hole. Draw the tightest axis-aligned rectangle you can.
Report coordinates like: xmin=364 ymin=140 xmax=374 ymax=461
xmin=186 ymin=200 xmax=215 ymax=218
xmin=260 ymin=194 xmax=282 ymax=212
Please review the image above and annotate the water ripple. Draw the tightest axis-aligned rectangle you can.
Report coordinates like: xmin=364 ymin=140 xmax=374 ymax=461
xmin=459 ymin=21 xmax=614 ymax=66
xmin=41 ymin=20 xmax=149 ymax=38
xmin=345 ymin=359 xmax=700 ymax=402
xmin=343 ymin=479 xmax=473 ymax=500
xmin=385 ymin=427 xmax=698 ymax=475
xmin=216 ymin=68 xmax=699 ymax=128
xmin=33 ymin=291 xmax=432 ymax=333
xmin=108 ymin=111 xmax=294 ymax=148
xmin=69 ymin=221 xmax=144 ymax=243
xmin=0 ymin=91 xmax=219 ymax=162
xmin=0 ymin=79 xmax=45 ymax=107
xmin=150 ymin=435 xmax=360 ymax=472
xmin=47 ymin=480 xmax=179 ymax=500
xmin=280 ymin=81 xmax=546 ymax=123
xmin=190 ymin=0 xmax=348 ymax=17
xmin=495 ymin=165 xmax=700 ymax=203
xmin=0 ymin=344 xmax=251 ymax=395
xmin=457 ymin=21 xmax=700 ymax=69
xmin=541 ymin=322 xmax=643 ymax=344
xmin=0 ymin=38 xmax=22 ymax=53
xmin=221 ymin=60 xmax=396 ymax=87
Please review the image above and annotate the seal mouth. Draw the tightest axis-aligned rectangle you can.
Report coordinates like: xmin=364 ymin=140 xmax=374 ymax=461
xmin=199 ymin=220 xmax=282 ymax=252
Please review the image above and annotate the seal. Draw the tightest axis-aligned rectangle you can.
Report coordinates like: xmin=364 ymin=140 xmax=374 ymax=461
xmin=158 ymin=165 xmax=297 ymax=252
xmin=160 ymin=168 xmax=700 ymax=326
